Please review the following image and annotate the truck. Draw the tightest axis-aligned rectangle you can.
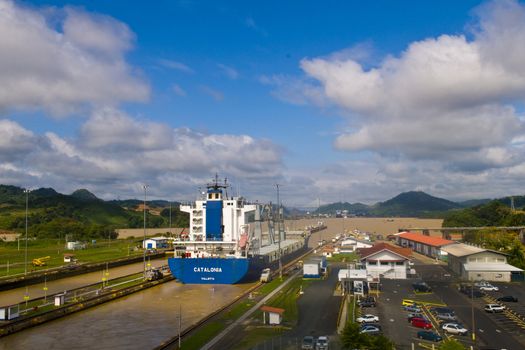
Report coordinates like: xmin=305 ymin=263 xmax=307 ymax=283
xmin=260 ymin=268 xmax=272 ymax=283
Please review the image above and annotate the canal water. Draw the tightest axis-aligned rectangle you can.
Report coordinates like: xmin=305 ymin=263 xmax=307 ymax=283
xmin=0 ymin=280 xmax=252 ymax=349
xmin=0 ymin=259 xmax=166 ymax=305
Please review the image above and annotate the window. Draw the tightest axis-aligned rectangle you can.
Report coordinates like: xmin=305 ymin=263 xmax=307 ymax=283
xmin=395 ymin=261 xmax=404 ymax=266
xmin=380 ymin=261 xmax=389 ymax=266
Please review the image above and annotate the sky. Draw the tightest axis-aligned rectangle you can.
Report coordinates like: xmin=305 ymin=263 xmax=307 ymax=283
xmin=1 ymin=0 xmax=525 ymax=208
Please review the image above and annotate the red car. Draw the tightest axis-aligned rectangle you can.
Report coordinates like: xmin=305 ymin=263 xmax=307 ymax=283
xmin=411 ymin=317 xmax=433 ymax=329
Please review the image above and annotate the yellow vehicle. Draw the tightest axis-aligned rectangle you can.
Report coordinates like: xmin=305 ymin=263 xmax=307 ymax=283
xmin=402 ymin=299 xmax=419 ymax=306
xmin=32 ymin=256 xmax=51 ymax=267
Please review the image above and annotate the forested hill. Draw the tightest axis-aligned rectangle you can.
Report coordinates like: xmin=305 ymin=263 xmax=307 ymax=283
xmin=443 ymin=200 xmax=525 ymax=227
xmin=0 ymin=185 xmax=188 ymax=240
xmin=316 ymin=191 xmax=462 ymax=217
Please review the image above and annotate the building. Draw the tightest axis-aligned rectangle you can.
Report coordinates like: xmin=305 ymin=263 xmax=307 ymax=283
xmin=143 ymin=237 xmax=169 ymax=249
xmin=396 ymin=232 xmax=456 ymax=260
xmin=260 ymin=305 xmax=285 ymax=325
xmin=340 ymin=237 xmax=373 ymax=253
xmin=442 ymin=243 xmax=524 ymax=282
xmin=358 ymin=243 xmax=412 ymax=279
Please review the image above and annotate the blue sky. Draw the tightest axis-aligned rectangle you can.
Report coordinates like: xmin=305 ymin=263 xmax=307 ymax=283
xmin=2 ymin=0 xmax=525 ymax=207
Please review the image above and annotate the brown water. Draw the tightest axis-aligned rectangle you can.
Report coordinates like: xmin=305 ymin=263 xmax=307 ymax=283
xmin=0 ymin=259 xmax=165 ymax=305
xmin=0 ymin=280 xmax=252 ymax=350
xmin=0 ymin=218 xmax=441 ymax=350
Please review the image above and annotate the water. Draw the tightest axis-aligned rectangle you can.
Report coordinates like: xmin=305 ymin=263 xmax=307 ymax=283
xmin=0 ymin=259 xmax=166 ymax=305
xmin=0 ymin=280 xmax=252 ymax=350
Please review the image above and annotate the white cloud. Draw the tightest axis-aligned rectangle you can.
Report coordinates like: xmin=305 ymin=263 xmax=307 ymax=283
xmin=217 ymin=63 xmax=239 ymax=80
xmin=158 ymin=59 xmax=194 ymax=74
xmin=0 ymin=0 xmax=149 ymax=115
xmin=271 ymin=0 xmax=525 ymax=174
xmin=172 ymin=84 xmax=187 ymax=97
xmin=0 ymin=114 xmax=284 ymax=201
xmin=200 ymin=85 xmax=224 ymax=101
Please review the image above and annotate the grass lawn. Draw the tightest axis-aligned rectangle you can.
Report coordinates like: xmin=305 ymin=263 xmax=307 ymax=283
xmin=229 ymin=277 xmax=310 ymax=350
xmin=327 ymin=252 xmax=358 ymax=263
xmin=0 ymin=238 xmax=144 ymax=277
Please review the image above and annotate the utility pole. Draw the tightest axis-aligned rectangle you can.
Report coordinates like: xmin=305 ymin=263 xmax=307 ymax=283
xmin=276 ymin=184 xmax=282 ymax=280
xmin=143 ymin=184 xmax=148 ymax=279
xmin=169 ymin=201 xmax=172 ymax=236
xmin=24 ymin=188 xmax=30 ymax=276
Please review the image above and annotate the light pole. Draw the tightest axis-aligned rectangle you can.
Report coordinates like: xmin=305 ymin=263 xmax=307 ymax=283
xmin=276 ymin=184 xmax=282 ymax=280
xmin=143 ymin=184 xmax=148 ymax=279
xmin=24 ymin=189 xmax=30 ymax=276
xmin=169 ymin=201 xmax=172 ymax=236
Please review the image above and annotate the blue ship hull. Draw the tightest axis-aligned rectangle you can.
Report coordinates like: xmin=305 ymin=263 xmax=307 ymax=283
xmin=168 ymin=257 xmax=253 ymax=284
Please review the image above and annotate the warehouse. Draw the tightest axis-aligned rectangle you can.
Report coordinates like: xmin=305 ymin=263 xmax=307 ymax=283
xmin=442 ymin=243 xmax=523 ymax=282
xmin=396 ymin=232 xmax=456 ymax=260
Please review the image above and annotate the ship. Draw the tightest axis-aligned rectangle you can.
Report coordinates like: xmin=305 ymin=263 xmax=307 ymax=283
xmin=167 ymin=176 xmax=308 ymax=284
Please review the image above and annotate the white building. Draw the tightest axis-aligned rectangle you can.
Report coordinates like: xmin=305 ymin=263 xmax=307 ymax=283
xmin=340 ymin=237 xmax=373 ymax=252
xmin=358 ymin=243 xmax=412 ymax=279
xmin=143 ymin=237 xmax=169 ymax=249
xmin=442 ymin=243 xmax=524 ymax=282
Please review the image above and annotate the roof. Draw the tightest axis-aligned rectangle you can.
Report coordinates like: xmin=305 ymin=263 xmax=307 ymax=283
xmin=260 ymin=305 xmax=285 ymax=314
xmin=463 ymin=263 xmax=523 ymax=272
xmin=441 ymin=243 xmax=487 ymax=257
xmin=358 ymin=242 xmax=412 ymax=260
xmin=398 ymin=232 xmax=455 ymax=247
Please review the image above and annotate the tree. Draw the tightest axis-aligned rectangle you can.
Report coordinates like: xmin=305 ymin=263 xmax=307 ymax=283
xmin=439 ymin=339 xmax=467 ymax=350
xmin=341 ymin=323 xmax=370 ymax=349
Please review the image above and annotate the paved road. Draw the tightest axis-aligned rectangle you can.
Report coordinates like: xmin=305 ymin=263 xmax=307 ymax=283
xmin=289 ymin=264 xmax=342 ymax=339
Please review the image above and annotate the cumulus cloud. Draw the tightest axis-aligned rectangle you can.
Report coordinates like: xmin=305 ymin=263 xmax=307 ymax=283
xmin=270 ymin=0 xmax=525 ymax=175
xmin=0 ymin=0 xmax=149 ymax=115
xmin=0 ymin=114 xmax=284 ymax=201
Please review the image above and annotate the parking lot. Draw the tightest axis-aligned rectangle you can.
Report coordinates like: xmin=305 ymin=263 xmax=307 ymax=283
xmin=354 ymin=261 xmax=525 ymax=350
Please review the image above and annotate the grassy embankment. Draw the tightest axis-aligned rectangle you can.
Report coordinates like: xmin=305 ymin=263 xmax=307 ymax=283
xmin=0 ymin=238 xmax=144 ymax=277
xmin=181 ymin=276 xmax=309 ymax=350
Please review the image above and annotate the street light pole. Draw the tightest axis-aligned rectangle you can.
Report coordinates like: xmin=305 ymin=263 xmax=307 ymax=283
xmin=143 ymin=184 xmax=148 ymax=279
xmin=471 ymin=283 xmax=476 ymax=345
xmin=276 ymin=184 xmax=282 ymax=280
xmin=24 ymin=189 xmax=30 ymax=276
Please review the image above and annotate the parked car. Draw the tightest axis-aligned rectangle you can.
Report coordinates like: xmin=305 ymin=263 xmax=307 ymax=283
xmin=479 ymin=285 xmax=499 ymax=291
xmin=497 ymin=295 xmax=518 ymax=302
xmin=442 ymin=323 xmax=468 ymax=335
xmin=315 ymin=336 xmax=329 ymax=350
xmin=301 ymin=336 xmax=315 ymax=350
xmin=436 ymin=313 xmax=457 ymax=322
xmin=357 ymin=314 xmax=379 ymax=323
xmin=403 ymin=305 xmax=422 ymax=313
xmin=361 ymin=323 xmax=382 ymax=330
xmin=411 ymin=317 xmax=433 ymax=329
xmin=430 ymin=307 xmax=454 ymax=315
xmin=485 ymin=304 xmax=506 ymax=313
xmin=474 ymin=281 xmax=490 ymax=287
xmin=413 ymin=282 xmax=432 ymax=293
xmin=407 ymin=313 xmax=428 ymax=322
xmin=358 ymin=296 xmax=377 ymax=307
xmin=360 ymin=325 xmax=381 ymax=335
xmin=417 ymin=330 xmax=443 ymax=342
xmin=459 ymin=286 xmax=484 ymax=298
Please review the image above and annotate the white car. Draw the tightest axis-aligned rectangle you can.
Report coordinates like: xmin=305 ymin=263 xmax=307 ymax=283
xmin=442 ymin=323 xmax=468 ymax=335
xmin=479 ymin=285 xmax=499 ymax=291
xmin=356 ymin=314 xmax=379 ymax=323
xmin=315 ymin=336 xmax=329 ymax=350
xmin=485 ymin=304 xmax=506 ymax=313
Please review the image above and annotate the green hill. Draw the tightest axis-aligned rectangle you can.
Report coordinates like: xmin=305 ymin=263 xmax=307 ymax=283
xmin=316 ymin=191 xmax=462 ymax=217
xmin=0 ymin=185 xmax=188 ymax=240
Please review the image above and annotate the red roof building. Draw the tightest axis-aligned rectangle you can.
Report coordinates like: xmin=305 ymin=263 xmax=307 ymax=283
xmin=396 ymin=232 xmax=456 ymax=260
